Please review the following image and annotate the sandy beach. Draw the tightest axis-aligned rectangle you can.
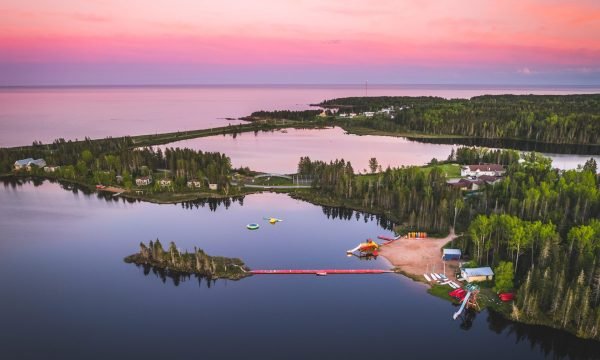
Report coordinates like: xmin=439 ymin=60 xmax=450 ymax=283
xmin=379 ymin=230 xmax=460 ymax=283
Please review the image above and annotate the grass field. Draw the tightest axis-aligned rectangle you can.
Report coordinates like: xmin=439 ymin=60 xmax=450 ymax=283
xmin=421 ymin=163 xmax=461 ymax=178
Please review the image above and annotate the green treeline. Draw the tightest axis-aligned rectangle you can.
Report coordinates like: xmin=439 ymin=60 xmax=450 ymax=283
xmin=297 ymin=156 xmax=460 ymax=234
xmin=452 ymin=155 xmax=600 ymax=339
xmin=124 ymin=239 xmax=250 ymax=280
xmin=1 ymin=136 xmax=233 ymax=193
xmin=244 ymin=110 xmax=322 ymax=122
xmin=450 ymin=147 xmax=521 ymax=166
xmin=322 ymin=95 xmax=600 ymax=145
xmin=299 ymin=149 xmax=600 ymax=339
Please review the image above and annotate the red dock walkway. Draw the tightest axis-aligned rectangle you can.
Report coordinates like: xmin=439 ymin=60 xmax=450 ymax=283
xmin=250 ymin=269 xmax=393 ymax=275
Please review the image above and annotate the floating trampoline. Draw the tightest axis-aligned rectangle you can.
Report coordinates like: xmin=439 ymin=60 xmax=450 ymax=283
xmin=246 ymin=223 xmax=260 ymax=230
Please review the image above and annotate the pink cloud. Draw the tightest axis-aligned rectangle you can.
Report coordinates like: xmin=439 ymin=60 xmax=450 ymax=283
xmin=0 ymin=34 xmax=597 ymax=69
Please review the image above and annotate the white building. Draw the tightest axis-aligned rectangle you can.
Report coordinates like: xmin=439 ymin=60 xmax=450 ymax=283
xmin=135 ymin=176 xmax=152 ymax=186
xmin=363 ymin=111 xmax=375 ymax=117
xmin=44 ymin=165 xmax=60 ymax=173
xmin=209 ymin=183 xmax=218 ymax=191
xmin=461 ymin=267 xmax=494 ymax=282
xmin=460 ymin=164 xmax=505 ymax=177
xmin=187 ymin=180 xmax=202 ymax=188
xmin=158 ymin=179 xmax=172 ymax=187
xmin=14 ymin=158 xmax=46 ymax=171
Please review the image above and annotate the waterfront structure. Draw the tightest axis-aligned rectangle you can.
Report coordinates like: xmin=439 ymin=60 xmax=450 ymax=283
xmin=461 ymin=267 xmax=494 ymax=282
xmin=158 ymin=179 xmax=172 ymax=187
xmin=187 ymin=179 xmax=202 ymax=188
xmin=14 ymin=158 xmax=46 ymax=170
xmin=135 ymin=176 xmax=152 ymax=186
xmin=43 ymin=165 xmax=60 ymax=172
xmin=442 ymin=249 xmax=462 ymax=261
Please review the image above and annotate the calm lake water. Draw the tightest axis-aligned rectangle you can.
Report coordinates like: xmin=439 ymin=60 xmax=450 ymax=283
xmin=1 ymin=84 xmax=599 ymax=147
xmin=2 ymin=180 xmax=600 ymax=359
xmin=164 ymin=127 xmax=598 ymax=173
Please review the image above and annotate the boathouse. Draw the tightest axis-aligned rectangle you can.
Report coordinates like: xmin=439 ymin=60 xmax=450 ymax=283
xmin=461 ymin=267 xmax=494 ymax=282
xmin=442 ymin=249 xmax=462 ymax=261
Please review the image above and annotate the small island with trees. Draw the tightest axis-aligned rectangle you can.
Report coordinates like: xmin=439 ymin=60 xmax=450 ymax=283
xmin=124 ymin=239 xmax=251 ymax=280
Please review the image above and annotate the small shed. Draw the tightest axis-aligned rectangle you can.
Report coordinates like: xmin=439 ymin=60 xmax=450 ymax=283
xmin=442 ymin=248 xmax=462 ymax=261
xmin=461 ymin=267 xmax=494 ymax=282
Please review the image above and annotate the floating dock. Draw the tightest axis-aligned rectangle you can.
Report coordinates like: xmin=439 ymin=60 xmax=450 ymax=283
xmin=377 ymin=235 xmax=399 ymax=242
xmin=250 ymin=269 xmax=393 ymax=275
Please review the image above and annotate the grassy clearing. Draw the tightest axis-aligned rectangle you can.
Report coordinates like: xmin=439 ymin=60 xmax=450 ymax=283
xmin=427 ymin=284 xmax=458 ymax=303
xmin=421 ymin=163 xmax=461 ymax=178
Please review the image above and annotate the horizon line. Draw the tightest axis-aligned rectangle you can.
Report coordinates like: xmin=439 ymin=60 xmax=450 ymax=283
xmin=1 ymin=83 xmax=600 ymax=89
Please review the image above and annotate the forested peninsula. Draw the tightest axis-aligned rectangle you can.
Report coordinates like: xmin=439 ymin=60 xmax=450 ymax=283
xmin=296 ymin=148 xmax=600 ymax=340
xmin=321 ymin=94 xmax=600 ymax=146
xmin=244 ymin=94 xmax=600 ymax=153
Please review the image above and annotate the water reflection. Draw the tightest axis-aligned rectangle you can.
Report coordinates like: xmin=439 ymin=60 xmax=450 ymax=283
xmin=417 ymin=136 xmax=600 ymax=155
xmin=4 ymin=179 xmax=600 ymax=359
xmin=180 ymin=196 xmax=245 ymax=211
xmin=459 ymin=308 xmax=477 ymax=331
xmin=130 ymin=263 xmax=220 ymax=288
xmin=486 ymin=310 xmax=600 ymax=360
xmin=320 ymin=205 xmax=395 ymax=230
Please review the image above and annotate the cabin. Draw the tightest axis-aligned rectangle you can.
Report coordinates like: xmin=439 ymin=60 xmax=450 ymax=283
xmin=208 ymin=183 xmax=218 ymax=191
xmin=460 ymin=164 xmax=505 ymax=177
xmin=14 ymin=158 xmax=46 ymax=171
xmin=442 ymin=249 xmax=462 ymax=261
xmin=44 ymin=165 xmax=60 ymax=173
xmin=461 ymin=267 xmax=494 ymax=282
xmin=478 ymin=175 xmax=503 ymax=185
xmin=135 ymin=176 xmax=152 ymax=186
xmin=187 ymin=180 xmax=202 ymax=188
xmin=158 ymin=179 xmax=172 ymax=187
xmin=447 ymin=178 xmax=483 ymax=191
xmin=377 ymin=107 xmax=394 ymax=115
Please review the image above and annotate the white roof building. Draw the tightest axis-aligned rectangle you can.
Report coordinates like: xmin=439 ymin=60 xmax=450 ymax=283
xmin=14 ymin=158 xmax=46 ymax=170
xmin=461 ymin=267 xmax=494 ymax=282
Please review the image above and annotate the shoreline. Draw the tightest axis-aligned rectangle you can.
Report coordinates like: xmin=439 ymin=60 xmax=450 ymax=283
xmin=379 ymin=229 xmax=459 ymax=285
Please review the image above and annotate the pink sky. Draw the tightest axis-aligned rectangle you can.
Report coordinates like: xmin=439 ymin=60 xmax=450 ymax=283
xmin=0 ymin=0 xmax=598 ymax=85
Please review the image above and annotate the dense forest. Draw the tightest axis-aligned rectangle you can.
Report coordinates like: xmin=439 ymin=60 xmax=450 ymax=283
xmin=296 ymin=156 xmax=461 ymax=235
xmin=125 ymin=240 xmax=250 ymax=280
xmin=298 ymin=148 xmax=600 ymax=339
xmin=0 ymin=137 xmax=233 ymax=193
xmin=320 ymin=95 xmax=600 ymax=145
xmin=452 ymin=154 xmax=600 ymax=339
xmin=243 ymin=109 xmax=322 ymax=122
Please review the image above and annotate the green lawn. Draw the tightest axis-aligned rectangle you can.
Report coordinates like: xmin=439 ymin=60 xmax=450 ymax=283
xmin=356 ymin=163 xmax=461 ymax=179
xmin=421 ymin=163 xmax=461 ymax=178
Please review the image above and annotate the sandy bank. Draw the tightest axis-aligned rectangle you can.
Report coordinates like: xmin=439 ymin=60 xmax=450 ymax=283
xmin=379 ymin=230 xmax=460 ymax=283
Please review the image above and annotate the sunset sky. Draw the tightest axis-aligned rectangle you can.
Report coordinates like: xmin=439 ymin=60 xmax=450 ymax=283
xmin=0 ymin=0 xmax=599 ymax=85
